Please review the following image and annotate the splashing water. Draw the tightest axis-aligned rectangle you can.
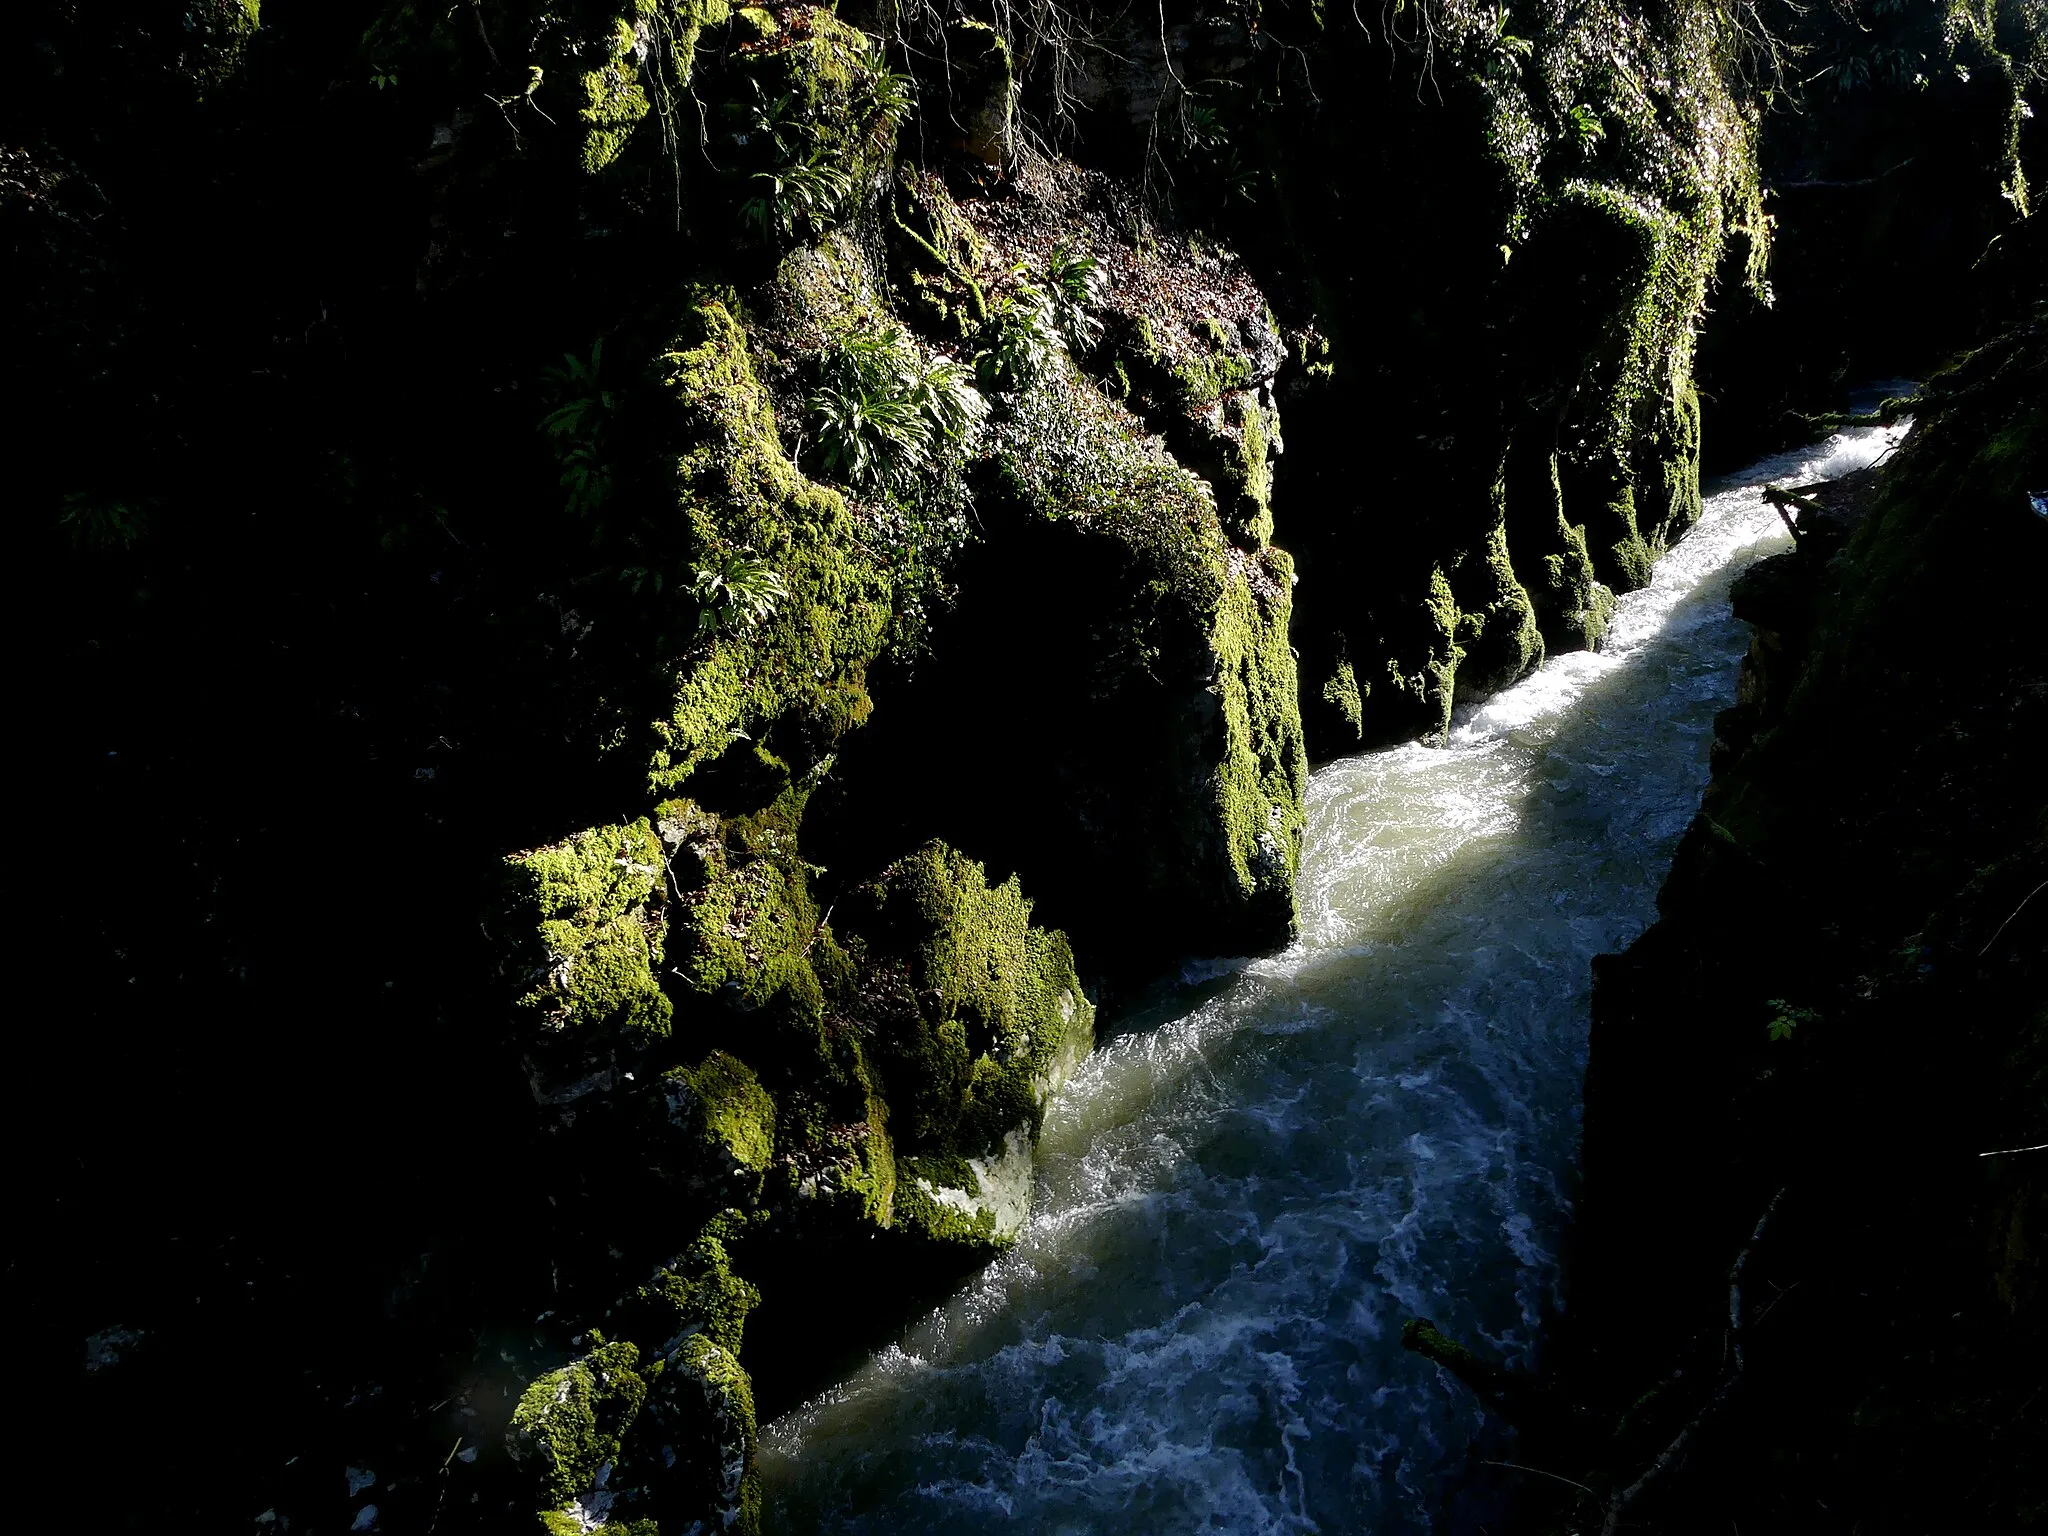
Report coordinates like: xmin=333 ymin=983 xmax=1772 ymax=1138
xmin=761 ymin=416 xmax=1910 ymax=1534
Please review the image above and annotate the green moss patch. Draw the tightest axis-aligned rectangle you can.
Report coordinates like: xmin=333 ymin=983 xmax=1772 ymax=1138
xmin=504 ymin=819 xmax=673 ymax=1053
xmin=508 ymin=1340 xmax=649 ymax=1509
xmin=842 ymin=840 xmax=1092 ymax=1157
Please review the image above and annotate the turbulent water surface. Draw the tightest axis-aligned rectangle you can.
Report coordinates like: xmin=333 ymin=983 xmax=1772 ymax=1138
xmin=761 ymin=416 xmax=1910 ymax=1534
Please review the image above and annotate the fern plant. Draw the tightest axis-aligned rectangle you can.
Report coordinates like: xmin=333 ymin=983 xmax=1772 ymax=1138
xmin=742 ymin=81 xmax=800 ymax=161
xmin=866 ymin=70 xmax=916 ymax=134
xmin=808 ymin=324 xmax=988 ymax=490
xmin=810 ymin=383 xmax=933 ymax=489
xmin=1175 ymin=103 xmax=1227 ymax=152
xmin=976 ymin=267 xmax=1062 ymax=391
xmin=541 ymin=340 xmax=615 ymax=517
xmin=59 ymin=492 xmax=148 ymax=552
xmin=691 ymin=549 xmax=788 ymax=637
xmin=908 ymin=356 xmax=989 ymax=444
xmin=741 ymin=150 xmax=854 ymax=242
xmin=1044 ymin=244 xmax=1105 ymax=353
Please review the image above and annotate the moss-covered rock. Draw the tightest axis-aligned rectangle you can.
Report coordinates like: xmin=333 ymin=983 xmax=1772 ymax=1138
xmin=659 ymin=1051 xmax=777 ymax=1190
xmin=1502 ymin=426 xmax=1615 ymax=653
xmin=967 ymin=351 xmax=1307 ymax=953
xmin=555 ymin=0 xmax=739 ymax=174
xmin=647 ymin=1332 xmax=761 ymax=1535
xmin=649 ymin=298 xmax=895 ymax=788
xmin=894 ymin=1135 xmax=1037 ymax=1253
xmin=507 ymin=1339 xmax=650 ymax=1512
xmin=504 ymin=819 xmax=673 ymax=1101
xmin=1447 ymin=515 xmax=1546 ymax=699
xmin=886 ymin=166 xmax=993 ymax=341
xmin=843 ymin=841 xmax=1094 ymax=1158
xmin=501 ymin=1229 xmax=765 ymax=1536
xmin=768 ymin=1090 xmax=898 ymax=1233
xmin=1633 ymin=379 xmax=1704 ymax=554
xmin=1227 ymin=0 xmax=1765 ymax=750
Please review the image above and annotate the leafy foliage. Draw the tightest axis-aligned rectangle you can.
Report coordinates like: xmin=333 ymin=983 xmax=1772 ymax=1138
xmin=866 ymin=69 xmax=917 ymax=132
xmin=1175 ymin=102 xmax=1228 ymax=151
xmin=690 ymin=549 xmax=789 ymax=637
xmin=975 ymin=266 xmax=1063 ymax=391
xmin=1043 ymin=244 xmax=1105 ymax=353
xmin=59 ymin=492 xmax=148 ymax=552
xmin=732 ymin=49 xmax=909 ymax=246
xmin=1765 ymin=999 xmax=1821 ymax=1042
xmin=1485 ymin=3 xmax=1535 ymax=75
xmin=741 ymin=150 xmax=855 ymax=243
xmin=810 ymin=383 xmax=931 ymax=488
xmin=807 ymin=323 xmax=988 ymax=491
xmin=909 ymin=354 xmax=989 ymax=444
xmin=542 ymin=340 xmax=616 ymax=518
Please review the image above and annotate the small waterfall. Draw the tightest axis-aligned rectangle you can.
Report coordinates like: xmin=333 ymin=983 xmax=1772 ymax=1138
xmin=760 ymin=415 xmax=1911 ymax=1534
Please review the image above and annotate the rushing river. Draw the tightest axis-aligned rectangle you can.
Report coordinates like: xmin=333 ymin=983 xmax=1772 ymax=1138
xmin=760 ymin=412 xmax=1911 ymax=1534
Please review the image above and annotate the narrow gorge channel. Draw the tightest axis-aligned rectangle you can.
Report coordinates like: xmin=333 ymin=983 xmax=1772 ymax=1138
xmin=761 ymin=417 xmax=1912 ymax=1534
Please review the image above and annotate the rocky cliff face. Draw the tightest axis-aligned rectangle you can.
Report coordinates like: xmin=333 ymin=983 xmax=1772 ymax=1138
xmin=1528 ymin=302 xmax=2045 ymax=1532
xmin=1695 ymin=0 xmax=2044 ymax=469
xmin=12 ymin=0 xmax=1955 ymax=1531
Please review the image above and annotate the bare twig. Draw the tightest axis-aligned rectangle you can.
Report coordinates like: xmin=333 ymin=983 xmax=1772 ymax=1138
xmin=1771 ymin=157 xmax=1915 ymax=191
xmin=1483 ymin=1459 xmax=1602 ymax=1500
xmin=466 ymin=0 xmax=502 ymax=69
xmin=1601 ymin=1189 xmax=1787 ymax=1536
xmin=1977 ymin=878 xmax=2046 ymax=959
xmin=424 ymin=1435 xmax=465 ymax=1536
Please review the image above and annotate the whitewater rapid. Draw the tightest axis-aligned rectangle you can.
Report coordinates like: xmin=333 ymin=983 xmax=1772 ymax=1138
xmin=760 ymin=413 xmax=1911 ymax=1534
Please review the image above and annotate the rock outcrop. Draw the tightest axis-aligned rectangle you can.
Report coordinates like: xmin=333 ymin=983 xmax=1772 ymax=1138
xmin=1521 ymin=306 xmax=2046 ymax=1532
xmin=24 ymin=0 xmax=1996 ymax=1530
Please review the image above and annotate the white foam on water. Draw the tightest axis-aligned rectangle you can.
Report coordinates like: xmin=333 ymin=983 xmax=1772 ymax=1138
xmin=761 ymin=419 xmax=1910 ymax=1534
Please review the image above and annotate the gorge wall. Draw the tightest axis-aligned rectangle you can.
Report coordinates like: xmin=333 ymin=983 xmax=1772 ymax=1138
xmin=1555 ymin=294 xmax=2045 ymax=1533
xmin=11 ymin=0 xmax=2038 ymax=1532
xmin=1398 ymin=268 xmax=2046 ymax=1532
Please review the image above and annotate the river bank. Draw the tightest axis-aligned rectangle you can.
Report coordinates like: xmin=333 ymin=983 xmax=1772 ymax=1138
xmin=1537 ymin=309 xmax=2046 ymax=1536
xmin=752 ymin=415 xmax=1913 ymax=1533
xmin=19 ymin=2 xmax=2039 ymax=1530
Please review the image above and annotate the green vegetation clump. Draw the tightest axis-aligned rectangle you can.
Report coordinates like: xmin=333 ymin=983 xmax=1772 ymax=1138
xmin=845 ymin=841 xmax=1094 ymax=1155
xmin=1321 ymin=655 xmax=1368 ymax=738
xmin=508 ymin=1340 xmax=649 ymax=1509
xmin=725 ymin=5 xmax=905 ymax=245
xmin=504 ymin=819 xmax=673 ymax=1052
xmin=631 ymin=1226 xmax=761 ymax=1358
xmin=662 ymin=1052 xmax=778 ymax=1181
xmin=649 ymin=299 xmax=895 ymax=789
